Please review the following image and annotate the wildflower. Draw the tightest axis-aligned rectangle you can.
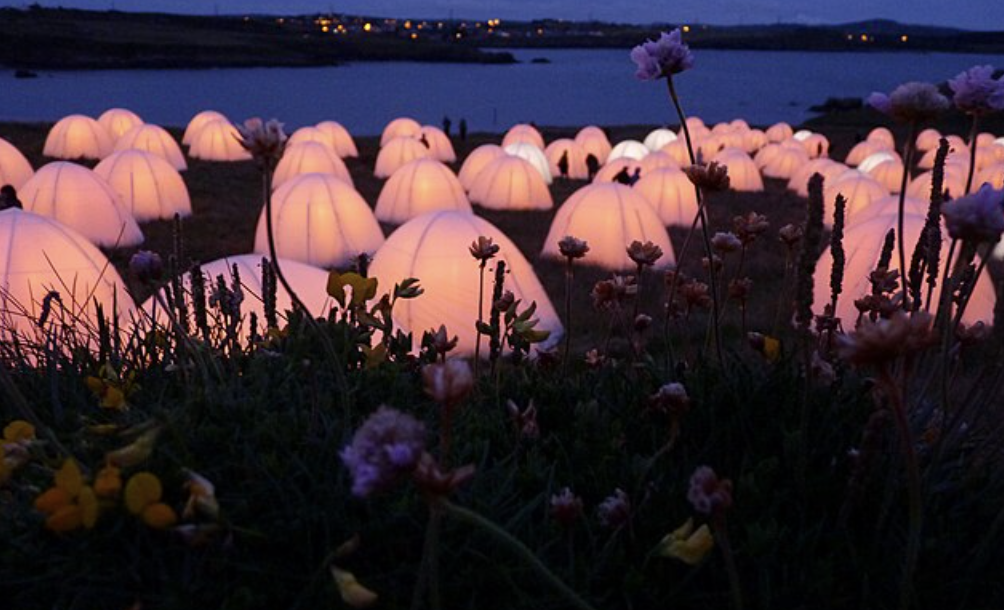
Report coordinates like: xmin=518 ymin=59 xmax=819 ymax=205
xmin=941 ymin=183 xmax=1004 ymax=244
xmin=680 ymin=280 xmax=712 ymax=311
xmin=340 ymin=406 xmax=426 ymax=498
xmin=84 ymin=364 xmax=134 ymax=411
xmin=93 ymin=464 xmax=122 ymax=499
xmin=506 ymin=399 xmax=540 ymax=440
xmin=427 ymin=324 xmax=458 ymax=357
xmin=494 ymin=289 xmax=516 ymax=313
xmin=412 ymin=452 xmax=476 ymax=498
xmin=2 ymin=420 xmax=35 ymax=444
xmin=627 ymin=240 xmax=664 ymax=267
xmin=778 ymin=223 xmax=803 ymax=248
xmin=948 ymin=65 xmax=1004 ymax=115
xmin=684 ymin=161 xmax=730 ymax=192
xmin=728 ymin=277 xmax=753 ymax=301
xmin=734 ymin=212 xmax=770 ymax=245
xmin=469 ymin=235 xmax=500 ymax=262
xmin=34 ymin=459 xmax=100 ymax=532
xmin=124 ymin=471 xmax=178 ymax=529
xmin=236 ymin=117 xmax=287 ymax=165
xmin=331 ymin=566 xmax=379 ymax=608
xmin=422 ymin=360 xmax=474 ymax=407
xmin=558 ymin=235 xmax=590 ymax=259
xmin=182 ymin=470 xmax=219 ymax=520
xmin=630 ymin=29 xmax=694 ymax=80
xmin=128 ymin=250 xmax=164 ymax=284
xmin=550 ymin=487 xmax=584 ymax=526
xmin=592 ymin=275 xmax=638 ymax=310
xmin=836 ymin=311 xmax=936 ymax=366
xmin=634 ymin=313 xmax=653 ymax=332
xmin=748 ymin=332 xmax=781 ymax=362
xmin=597 ymin=489 xmax=632 ymax=529
xmin=868 ymin=82 xmax=950 ymax=123
xmin=584 ymin=348 xmax=607 ymax=368
xmin=702 ymin=255 xmax=723 ymax=273
xmin=711 ymin=232 xmax=742 ymax=254
xmin=657 ymin=518 xmax=715 ymax=565
xmin=105 ymin=427 xmax=161 ymax=468
xmin=687 ymin=466 xmax=733 ymax=517
xmin=649 ymin=382 xmax=691 ymax=418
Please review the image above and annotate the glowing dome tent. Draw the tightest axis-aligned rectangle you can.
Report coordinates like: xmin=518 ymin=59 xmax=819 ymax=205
xmin=977 ymin=133 xmax=997 ymax=147
xmin=814 ymin=211 xmax=995 ymax=325
xmin=183 ymin=110 xmax=229 ymax=145
xmin=575 ymin=126 xmax=612 ymax=165
xmin=273 ymin=142 xmax=353 ymax=190
xmin=742 ymin=129 xmax=769 ymax=154
xmin=502 ymin=124 xmax=545 ymax=150
xmin=765 ymin=122 xmax=794 ymax=143
xmin=823 ymin=171 xmax=889 ymax=226
xmin=0 ymin=209 xmax=133 ymax=340
xmin=639 ymin=151 xmax=679 ymax=175
xmin=753 ymin=143 xmax=782 ymax=169
xmin=848 ymin=194 xmax=927 ymax=228
xmin=644 ymin=128 xmax=678 ymax=151
xmin=316 ymin=121 xmax=359 ymax=158
xmin=864 ymin=159 xmax=905 ymax=193
xmin=976 ymin=163 xmax=1004 ymax=190
xmin=504 ymin=143 xmax=553 ymax=184
xmin=0 ymin=138 xmax=34 ymax=190
xmin=381 ymin=117 xmax=422 ymax=146
xmin=845 ymin=140 xmax=889 ymax=167
xmin=866 ymin=127 xmax=896 ymax=149
xmin=417 ymin=126 xmax=456 ymax=163
xmin=253 ymin=173 xmax=384 ymax=268
xmin=801 ymin=134 xmax=830 ymax=159
xmin=761 ymin=146 xmax=809 ymax=179
xmin=918 ymin=143 xmax=968 ymax=170
xmin=608 ymin=140 xmax=650 ymax=162
xmin=94 ymin=150 xmax=192 ymax=222
xmin=458 ymin=144 xmax=505 ymax=191
xmin=187 ymin=120 xmax=253 ymax=162
xmin=375 ymin=158 xmax=472 ymax=224
xmin=19 ymin=162 xmax=143 ymax=248
xmin=43 ymin=115 xmax=114 ymax=161
xmin=374 ymin=137 xmax=432 ymax=179
xmin=661 ymin=139 xmax=694 ymax=166
xmin=915 ymin=128 xmax=942 ymax=152
xmin=288 ymin=126 xmax=337 ymax=152
xmin=275 ymin=141 xmax=353 ymax=189
xmin=788 ymin=159 xmax=845 ymax=197
xmin=469 ymin=156 xmax=553 ymax=211
xmin=541 ymin=183 xmax=675 ymax=271
xmin=544 ymin=139 xmax=590 ymax=180
xmin=140 ymin=255 xmax=334 ymax=340
xmin=97 ymin=108 xmax=143 ymax=143
xmin=858 ymin=151 xmax=901 ymax=173
xmin=115 ymin=124 xmax=187 ymax=171
xmin=368 ymin=210 xmax=562 ymax=356
xmin=593 ymin=158 xmax=643 ymax=183
xmin=712 ymin=149 xmax=763 ymax=192
xmin=696 ymin=136 xmax=726 ymax=161
xmin=633 ymin=167 xmax=699 ymax=227
xmin=906 ymin=167 xmax=968 ymax=200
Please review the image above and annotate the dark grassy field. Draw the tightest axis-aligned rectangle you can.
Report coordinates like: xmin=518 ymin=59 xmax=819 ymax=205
xmin=2 ymin=109 xmax=1001 ymax=352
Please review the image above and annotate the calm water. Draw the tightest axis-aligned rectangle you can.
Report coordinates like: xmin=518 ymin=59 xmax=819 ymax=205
xmin=1 ymin=48 xmax=1001 ymax=134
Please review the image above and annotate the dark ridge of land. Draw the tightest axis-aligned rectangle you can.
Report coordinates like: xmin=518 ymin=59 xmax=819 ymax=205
xmin=2 ymin=8 xmax=1003 ymax=72
xmin=0 ymin=7 xmax=515 ymax=70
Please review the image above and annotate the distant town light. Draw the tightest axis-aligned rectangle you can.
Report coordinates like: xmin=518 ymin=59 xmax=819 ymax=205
xmin=410 ymin=32 xmax=418 ymax=40
xmin=404 ymin=20 xmax=411 ymax=29
xmin=321 ymin=25 xmax=329 ymax=32
xmin=363 ymin=22 xmax=372 ymax=32
xmin=900 ymin=34 xmax=909 ymax=42
xmin=682 ymin=25 xmax=690 ymax=33
xmin=860 ymin=33 xmax=868 ymax=42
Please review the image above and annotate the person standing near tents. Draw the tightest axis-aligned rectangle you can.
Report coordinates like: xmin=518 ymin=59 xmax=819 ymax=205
xmin=0 ymin=185 xmax=23 ymax=211
xmin=442 ymin=115 xmax=452 ymax=138
xmin=585 ymin=154 xmax=599 ymax=181
xmin=459 ymin=118 xmax=468 ymax=142
xmin=557 ymin=150 xmax=569 ymax=179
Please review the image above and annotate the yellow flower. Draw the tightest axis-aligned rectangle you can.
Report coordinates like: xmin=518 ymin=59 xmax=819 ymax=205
xmin=141 ymin=502 xmax=178 ymax=529
xmin=84 ymin=364 xmax=137 ymax=411
xmin=763 ymin=336 xmax=781 ymax=362
xmin=54 ymin=459 xmax=83 ymax=499
xmin=46 ymin=504 xmax=84 ymax=533
xmin=327 ymin=271 xmax=378 ymax=308
xmin=79 ymin=486 xmax=100 ymax=529
xmin=94 ymin=465 xmax=123 ymax=499
xmin=657 ymin=518 xmax=715 ymax=565
xmin=124 ymin=472 xmax=163 ymax=515
xmin=106 ymin=427 xmax=160 ymax=468
xmin=34 ymin=487 xmax=72 ymax=514
xmin=3 ymin=420 xmax=35 ymax=443
xmin=330 ymin=566 xmax=379 ymax=608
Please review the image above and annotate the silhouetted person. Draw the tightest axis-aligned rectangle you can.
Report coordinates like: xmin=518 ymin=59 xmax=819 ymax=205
xmin=442 ymin=115 xmax=452 ymax=138
xmin=612 ymin=166 xmax=632 ymax=185
xmin=459 ymin=118 xmax=468 ymax=142
xmin=0 ymin=185 xmax=22 ymax=211
xmin=628 ymin=167 xmax=641 ymax=186
xmin=556 ymin=150 xmax=569 ymax=179
xmin=817 ymin=142 xmax=823 ymax=158
xmin=419 ymin=134 xmax=430 ymax=149
xmin=585 ymin=154 xmax=600 ymax=181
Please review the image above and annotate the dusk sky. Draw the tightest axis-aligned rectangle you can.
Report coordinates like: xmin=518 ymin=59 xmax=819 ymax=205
xmin=5 ymin=0 xmax=1004 ymax=30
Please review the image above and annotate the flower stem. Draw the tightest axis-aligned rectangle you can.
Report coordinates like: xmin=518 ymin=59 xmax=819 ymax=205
xmin=475 ymin=263 xmax=485 ymax=374
xmin=897 ymin=123 xmax=918 ymax=311
xmin=666 ymin=76 xmax=724 ymax=367
xmin=562 ymin=259 xmax=574 ymax=370
xmin=439 ymin=500 xmax=598 ymax=610
xmin=714 ymin=516 xmax=745 ymax=610
xmin=963 ymin=115 xmax=980 ymax=196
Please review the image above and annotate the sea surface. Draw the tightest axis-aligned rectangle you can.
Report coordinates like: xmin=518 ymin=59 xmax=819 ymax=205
xmin=1 ymin=48 xmax=1000 ymax=134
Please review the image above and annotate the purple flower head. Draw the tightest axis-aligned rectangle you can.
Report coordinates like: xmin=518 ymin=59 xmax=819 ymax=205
xmin=687 ymin=465 xmax=733 ymax=516
xmin=341 ymin=406 xmax=426 ymax=498
xmin=550 ymin=487 xmax=584 ymax=526
xmin=597 ymin=489 xmax=632 ymax=529
xmin=630 ymin=29 xmax=694 ymax=81
xmin=868 ymin=82 xmax=950 ymax=123
xmin=941 ymin=183 xmax=1004 ymax=244
xmin=948 ymin=65 xmax=1004 ymax=115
